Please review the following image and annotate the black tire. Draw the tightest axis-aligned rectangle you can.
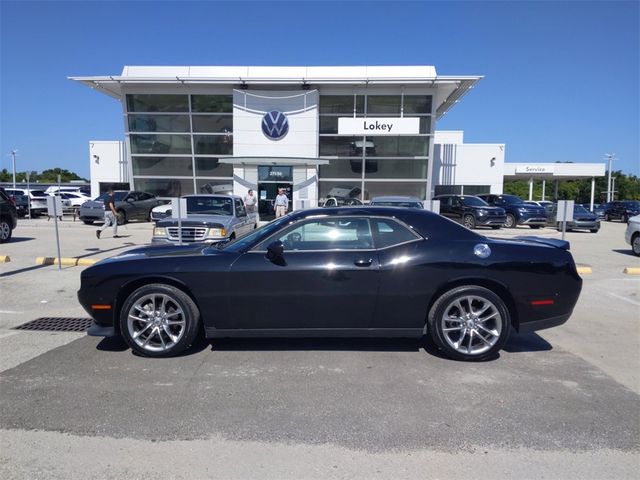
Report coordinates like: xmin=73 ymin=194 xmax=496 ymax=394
xmin=463 ymin=214 xmax=476 ymax=229
xmin=590 ymin=229 xmax=599 ymax=233
xmin=0 ymin=218 xmax=12 ymax=243
xmin=605 ymin=213 xmax=611 ymax=221
xmin=504 ymin=213 xmax=516 ymax=228
xmin=146 ymin=210 xmax=153 ymax=222
xmin=632 ymin=234 xmax=640 ymax=257
xmin=116 ymin=210 xmax=127 ymax=225
xmin=120 ymin=284 xmax=201 ymax=358
xmin=529 ymin=225 xmax=541 ymax=229
xmin=622 ymin=215 xmax=628 ymax=223
xmin=491 ymin=225 xmax=501 ymax=229
xmin=83 ymin=220 xmax=94 ymax=225
xmin=427 ymin=285 xmax=511 ymax=361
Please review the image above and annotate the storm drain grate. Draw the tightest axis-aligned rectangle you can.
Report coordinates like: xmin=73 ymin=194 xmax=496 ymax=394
xmin=13 ymin=317 xmax=93 ymax=332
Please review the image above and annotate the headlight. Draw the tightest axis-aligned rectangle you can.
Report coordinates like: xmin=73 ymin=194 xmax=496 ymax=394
xmin=206 ymin=228 xmax=226 ymax=238
xmin=517 ymin=207 xmax=528 ymax=212
xmin=153 ymin=227 xmax=167 ymax=237
xmin=477 ymin=209 xmax=488 ymax=216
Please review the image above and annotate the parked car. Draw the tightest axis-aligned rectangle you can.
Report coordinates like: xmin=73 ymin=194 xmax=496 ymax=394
xmin=369 ymin=196 xmax=423 ymax=209
xmin=58 ymin=192 xmax=91 ymax=208
xmin=477 ymin=194 xmax=547 ymax=229
xmin=152 ymin=195 xmax=258 ymax=244
xmin=546 ymin=204 xmax=600 ymax=233
xmin=322 ymin=197 xmax=363 ymax=207
xmin=592 ymin=203 xmax=607 ymax=219
xmin=151 ymin=203 xmax=173 ymax=222
xmin=624 ymin=215 xmax=640 ymax=256
xmin=604 ymin=201 xmax=640 ymax=223
xmin=5 ymin=188 xmax=48 ymax=216
xmin=434 ymin=194 xmax=506 ymax=229
xmin=45 ymin=186 xmax=90 ymax=196
xmin=3 ymin=190 xmax=28 ymax=218
xmin=0 ymin=188 xmax=18 ymax=243
xmin=79 ymin=191 xmax=161 ymax=225
xmin=79 ymin=207 xmax=583 ymax=361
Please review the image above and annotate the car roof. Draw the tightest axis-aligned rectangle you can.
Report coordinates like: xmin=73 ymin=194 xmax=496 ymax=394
xmin=370 ymin=196 xmax=422 ymax=202
xmin=183 ymin=194 xmax=239 ymax=200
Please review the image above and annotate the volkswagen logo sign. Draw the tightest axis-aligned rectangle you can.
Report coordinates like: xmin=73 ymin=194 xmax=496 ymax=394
xmin=262 ymin=110 xmax=289 ymax=140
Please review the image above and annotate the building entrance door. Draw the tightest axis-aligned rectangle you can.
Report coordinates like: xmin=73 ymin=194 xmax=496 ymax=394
xmin=258 ymin=183 xmax=292 ymax=221
xmin=257 ymin=166 xmax=293 ymax=221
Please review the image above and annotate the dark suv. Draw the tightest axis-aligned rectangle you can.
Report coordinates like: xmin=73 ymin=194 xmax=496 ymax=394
xmin=434 ymin=194 xmax=506 ymax=229
xmin=0 ymin=187 xmax=18 ymax=243
xmin=477 ymin=194 xmax=547 ymax=229
xmin=604 ymin=201 xmax=640 ymax=223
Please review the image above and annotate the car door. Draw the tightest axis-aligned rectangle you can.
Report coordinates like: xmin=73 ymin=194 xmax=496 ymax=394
xmin=233 ymin=198 xmax=252 ymax=235
xmin=221 ymin=217 xmax=380 ymax=331
xmin=451 ymin=196 xmax=465 ymax=222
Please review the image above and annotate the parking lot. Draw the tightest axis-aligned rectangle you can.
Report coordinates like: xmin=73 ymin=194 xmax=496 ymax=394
xmin=1 ymin=218 xmax=639 ymax=479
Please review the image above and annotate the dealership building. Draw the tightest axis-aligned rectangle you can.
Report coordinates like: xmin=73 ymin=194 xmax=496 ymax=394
xmin=72 ymin=65 xmax=605 ymax=215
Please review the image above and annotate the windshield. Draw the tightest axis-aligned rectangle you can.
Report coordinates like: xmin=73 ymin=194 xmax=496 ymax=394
xmin=574 ymin=205 xmax=589 ymax=214
xmin=186 ymin=196 xmax=233 ymax=215
xmin=500 ymin=195 xmax=525 ymax=205
xmin=30 ymin=190 xmax=47 ymax=198
xmin=220 ymin=216 xmax=293 ymax=252
xmin=462 ymin=197 xmax=489 ymax=207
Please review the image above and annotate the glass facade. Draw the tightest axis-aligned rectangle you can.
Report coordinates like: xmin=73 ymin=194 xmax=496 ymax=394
xmin=318 ymin=93 xmax=432 ymax=202
xmin=126 ymin=94 xmax=233 ymax=197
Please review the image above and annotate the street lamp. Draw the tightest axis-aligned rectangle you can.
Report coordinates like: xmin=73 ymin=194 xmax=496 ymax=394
xmin=604 ymin=153 xmax=616 ymax=203
xmin=9 ymin=149 xmax=18 ymax=189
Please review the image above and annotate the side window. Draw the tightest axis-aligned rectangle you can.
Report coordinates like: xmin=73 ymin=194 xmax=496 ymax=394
xmin=371 ymin=218 xmax=420 ymax=249
xmin=138 ymin=192 xmax=153 ymax=200
xmin=265 ymin=218 xmax=373 ymax=251
xmin=235 ymin=199 xmax=246 ymax=216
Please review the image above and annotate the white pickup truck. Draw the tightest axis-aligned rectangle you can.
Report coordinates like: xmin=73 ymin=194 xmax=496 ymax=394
xmin=151 ymin=194 xmax=258 ymax=244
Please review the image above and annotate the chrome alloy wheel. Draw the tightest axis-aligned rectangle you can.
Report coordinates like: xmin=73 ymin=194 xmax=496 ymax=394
xmin=127 ymin=294 xmax=186 ymax=353
xmin=0 ymin=221 xmax=10 ymax=241
xmin=440 ymin=295 xmax=503 ymax=356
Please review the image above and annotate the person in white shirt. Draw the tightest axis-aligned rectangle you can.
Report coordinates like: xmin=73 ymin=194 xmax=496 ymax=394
xmin=274 ymin=188 xmax=289 ymax=218
xmin=244 ymin=189 xmax=257 ymax=214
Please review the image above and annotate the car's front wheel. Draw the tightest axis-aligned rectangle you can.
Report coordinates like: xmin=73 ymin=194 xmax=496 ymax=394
xmin=120 ymin=284 xmax=201 ymax=357
xmin=0 ymin=218 xmax=12 ymax=243
xmin=428 ymin=286 xmax=511 ymax=361
xmin=504 ymin=213 xmax=516 ymax=228
xmin=632 ymin=234 xmax=640 ymax=257
xmin=463 ymin=214 xmax=476 ymax=229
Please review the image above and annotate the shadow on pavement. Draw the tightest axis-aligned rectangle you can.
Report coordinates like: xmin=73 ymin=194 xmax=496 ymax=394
xmin=76 ymin=242 xmax=138 ymax=259
xmin=611 ymin=248 xmax=636 ymax=257
xmin=5 ymin=236 xmax=35 ymax=243
xmin=504 ymin=332 xmax=552 ymax=353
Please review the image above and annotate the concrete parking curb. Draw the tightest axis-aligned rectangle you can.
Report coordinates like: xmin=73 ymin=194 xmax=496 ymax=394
xmin=576 ymin=266 xmax=592 ymax=275
xmin=0 ymin=255 xmax=11 ymax=263
xmin=623 ymin=267 xmax=640 ymax=275
xmin=35 ymin=257 xmax=98 ymax=266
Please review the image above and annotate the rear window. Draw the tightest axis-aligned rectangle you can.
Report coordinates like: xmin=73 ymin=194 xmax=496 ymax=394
xmin=371 ymin=218 xmax=420 ymax=248
xmin=30 ymin=190 xmax=47 ymax=197
xmin=461 ymin=196 xmax=488 ymax=207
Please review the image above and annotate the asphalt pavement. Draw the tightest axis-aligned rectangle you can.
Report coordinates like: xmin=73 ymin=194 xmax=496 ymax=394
xmin=0 ymin=218 xmax=638 ymax=479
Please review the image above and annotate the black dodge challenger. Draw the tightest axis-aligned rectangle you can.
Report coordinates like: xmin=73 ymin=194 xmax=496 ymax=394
xmin=78 ymin=207 xmax=582 ymax=361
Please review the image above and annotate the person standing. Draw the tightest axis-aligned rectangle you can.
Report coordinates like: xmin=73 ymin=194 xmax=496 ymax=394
xmin=274 ymin=188 xmax=289 ymax=218
xmin=244 ymin=189 xmax=257 ymax=214
xmin=96 ymin=188 xmax=119 ymax=239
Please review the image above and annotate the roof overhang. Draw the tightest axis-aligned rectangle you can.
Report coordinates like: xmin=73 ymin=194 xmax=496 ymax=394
xmin=219 ymin=157 xmax=329 ymax=166
xmin=503 ymin=163 xmax=606 ymax=180
xmin=69 ymin=66 xmax=482 ymax=119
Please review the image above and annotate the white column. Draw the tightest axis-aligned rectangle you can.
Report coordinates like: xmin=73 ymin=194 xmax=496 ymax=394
xmin=528 ymin=178 xmax=534 ymax=201
xmin=590 ymin=177 xmax=595 ymax=211
xmin=541 ymin=180 xmax=546 ymax=201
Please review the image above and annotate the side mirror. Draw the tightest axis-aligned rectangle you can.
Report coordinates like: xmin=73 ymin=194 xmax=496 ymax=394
xmin=266 ymin=240 xmax=284 ymax=263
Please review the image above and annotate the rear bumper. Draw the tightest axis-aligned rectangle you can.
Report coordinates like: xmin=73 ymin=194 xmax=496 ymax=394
xmin=518 ymin=313 xmax=572 ymax=333
xmin=87 ymin=322 xmax=116 ymax=337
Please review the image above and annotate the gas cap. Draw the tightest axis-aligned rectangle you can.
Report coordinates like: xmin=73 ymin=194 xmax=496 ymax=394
xmin=474 ymin=243 xmax=491 ymax=259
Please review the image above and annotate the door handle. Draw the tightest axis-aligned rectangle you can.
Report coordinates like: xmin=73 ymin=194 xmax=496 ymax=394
xmin=354 ymin=258 xmax=373 ymax=267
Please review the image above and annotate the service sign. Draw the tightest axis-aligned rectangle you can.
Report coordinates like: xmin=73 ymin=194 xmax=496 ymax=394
xmin=515 ymin=165 xmax=555 ymax=174
xmin=338 ymin=117 xmax=420 ymax=135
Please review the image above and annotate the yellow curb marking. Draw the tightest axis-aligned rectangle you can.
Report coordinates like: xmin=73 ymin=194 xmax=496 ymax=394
xmin=576 ymin=266 xmax=592 ymax=275
xmin=35 ymin=257 xmax=97 ymax=266
xmin=623 ymin=267 xmax=640 ymax=275
xmin=0 ymin=255 xmax=10 ymax=263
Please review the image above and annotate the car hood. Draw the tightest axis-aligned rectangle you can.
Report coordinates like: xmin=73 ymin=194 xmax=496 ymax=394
xmin=98 ymin=243 xmax=215 ymax=263
xmin=156 ymin=215 xmax=233 ymax=228
xmin=467 ymin=205 xmax=505 ymax=213
xmin=573 ymin=213 xmax=598 ymax=221
xmin=514 ymin=203 xmax=546 ymax=214
xmin=81 ymin=200 xmax=105 ymax=209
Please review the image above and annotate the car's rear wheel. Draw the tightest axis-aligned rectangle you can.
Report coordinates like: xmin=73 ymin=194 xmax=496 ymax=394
xmin=605 ymin=213 xmax=611 ymax=221
xmin=504 ymin=213 xmax=516 ymax=228
xmin=82 ymin=220 xmax=94 ymax=225
xmin=120 ymin=284 xmax=201 ymax=357
xmin=428 ymin=286 xmax=511 ymax=361
xmin=463 ymin=214 xmax=476 ymax=229
xmin=632 ymin=234 xmax=640 ymax=256
xmin=0 ymin=218 xmax=12 ymax=243
xmin=116 ymin=209 xmax=127 ymax=225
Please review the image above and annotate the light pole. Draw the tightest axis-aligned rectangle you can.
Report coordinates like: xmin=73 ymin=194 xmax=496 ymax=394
xmin=604 ymin=153 xmax=616 ymax=202
xmin=10 ymin=150 xmax=18 ymax=189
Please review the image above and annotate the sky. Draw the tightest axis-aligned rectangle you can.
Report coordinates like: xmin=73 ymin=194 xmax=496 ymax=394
xmin=0 ymin=0 xmax=638 ymax=178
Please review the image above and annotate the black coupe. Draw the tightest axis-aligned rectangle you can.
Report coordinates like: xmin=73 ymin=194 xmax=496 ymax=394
xmin=78 ymin=207 xmax=582 ymax=361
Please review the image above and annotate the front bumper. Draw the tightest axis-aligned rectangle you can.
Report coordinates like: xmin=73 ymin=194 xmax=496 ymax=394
xmin=568 ymin=220 xmax=600 ymax=230
xmin=476 ymin=215 xmax=507 ymax=226
xmin=518 ymin=216 xmax=547 ymax=226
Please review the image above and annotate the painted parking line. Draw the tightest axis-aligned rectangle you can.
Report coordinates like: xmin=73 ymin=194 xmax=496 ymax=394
xmin=607 ymin=292 xmax=640 ymax=307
